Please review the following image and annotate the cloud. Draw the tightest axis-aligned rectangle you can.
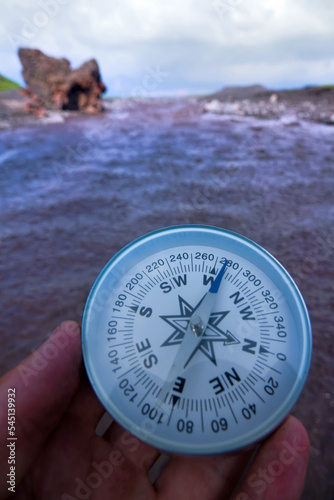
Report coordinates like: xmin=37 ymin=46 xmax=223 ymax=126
xmin=1 ymin=0 xmax=333 ymax=95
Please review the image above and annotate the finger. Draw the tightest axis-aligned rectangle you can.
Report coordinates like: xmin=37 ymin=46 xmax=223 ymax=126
xmin=0 ymin=320 xmax=82 ymax=496
xmin=60 ymin=375 xmax=160 ymax=474
xmin=155 ymin=449 xmax=253 ymax=500
xmin=230 ymin=415 xmax=310 ymax=500
xmin=102 ymin=418 xmax=161 ymax=473
xmin=65 ymin=375 xmax=107 ymax=430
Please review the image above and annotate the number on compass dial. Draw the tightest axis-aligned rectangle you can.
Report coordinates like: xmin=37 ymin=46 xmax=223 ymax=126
xmin=82 ymin=226 xmax=312 ymax=454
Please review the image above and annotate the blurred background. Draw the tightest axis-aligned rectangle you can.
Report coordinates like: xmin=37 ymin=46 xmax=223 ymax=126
xmin=2 ymin=0 xmax=334 ymax=96
xmin=0 ymin=1 xmax=333 ymax=498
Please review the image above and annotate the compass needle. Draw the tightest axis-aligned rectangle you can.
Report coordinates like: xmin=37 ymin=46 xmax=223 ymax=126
xmin=158 ymin=260 xmax=229 ymax=404
xmin=82 ymin=226 xmax=312 ymax=454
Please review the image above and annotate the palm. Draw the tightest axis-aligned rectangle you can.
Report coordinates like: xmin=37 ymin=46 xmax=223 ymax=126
xmin=18 ymin=379 xmax=251 ymax=500
xmin=0 ymin=322 xmax=309 ymax=500
xmin=21 ymin=381 xmax=158 ymax=500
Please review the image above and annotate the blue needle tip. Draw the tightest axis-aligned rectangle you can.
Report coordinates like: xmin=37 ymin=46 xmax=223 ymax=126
xmin=209 ymin=260 xmax=228 ymax=294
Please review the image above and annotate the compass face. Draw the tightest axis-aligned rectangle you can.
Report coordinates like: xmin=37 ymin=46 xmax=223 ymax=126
xmin=82 ymin=225 xmax=312 ymax=454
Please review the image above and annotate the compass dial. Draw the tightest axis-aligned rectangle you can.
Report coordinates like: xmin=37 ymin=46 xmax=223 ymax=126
xmin=82 ymin=225 xmax=312 ymax=454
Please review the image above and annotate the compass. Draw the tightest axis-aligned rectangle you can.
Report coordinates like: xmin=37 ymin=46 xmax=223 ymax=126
xmin=82 ymin=225 xmax=312 ymax=454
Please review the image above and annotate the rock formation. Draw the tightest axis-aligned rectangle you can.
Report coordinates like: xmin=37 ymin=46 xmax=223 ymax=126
xmin=18 ymin=48 xmax=106 ymax=114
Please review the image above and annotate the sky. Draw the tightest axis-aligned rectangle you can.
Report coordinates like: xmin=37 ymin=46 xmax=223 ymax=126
xmin=1 ymin=0 xmax=334 ymax=96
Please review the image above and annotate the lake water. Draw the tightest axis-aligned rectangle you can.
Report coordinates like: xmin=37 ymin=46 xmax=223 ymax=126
xmin=0 ymin=97 xmax=333 ymax=499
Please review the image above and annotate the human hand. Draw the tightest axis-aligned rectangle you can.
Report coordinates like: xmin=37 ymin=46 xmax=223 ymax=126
xmin=0 ymin=321 xmax=309 ymax=500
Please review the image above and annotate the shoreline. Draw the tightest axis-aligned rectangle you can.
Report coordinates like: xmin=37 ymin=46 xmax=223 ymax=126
xmin=1 ymin=87 xmax=334 ymax=130
xmin=201 ymin=85 xmax=334 ymax=125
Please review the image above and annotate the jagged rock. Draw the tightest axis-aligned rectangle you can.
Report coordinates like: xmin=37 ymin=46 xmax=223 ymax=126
xmin=18 ymin=48 xmax=106 ymax=114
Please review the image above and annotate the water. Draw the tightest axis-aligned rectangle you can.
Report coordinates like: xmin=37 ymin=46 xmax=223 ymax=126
xmin=0 ymin=98 xmax=333 ymax=499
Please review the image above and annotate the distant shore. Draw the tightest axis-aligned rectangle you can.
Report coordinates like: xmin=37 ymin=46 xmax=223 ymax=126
xmin=201 ymin=85 xmax=334 ymax=125
xmin=1 ymin=85 xmax=334 ymax=130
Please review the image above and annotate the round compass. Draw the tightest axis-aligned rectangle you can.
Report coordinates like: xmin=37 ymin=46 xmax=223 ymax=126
xmin=82 ymin=225 xmax=312 ymax=454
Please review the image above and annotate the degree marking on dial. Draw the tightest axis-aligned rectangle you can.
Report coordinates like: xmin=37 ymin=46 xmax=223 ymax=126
xmin=258 ymin=311 xmax=280 ymax=317
xmin=230 ymin=267 xmax=243 ymax=284
xmin=144 ymin=378 xmax=154 ymax=389
xmin=228 ymin=391 xmax=235 ymax=404
xmin=166 ymin=405 xmax=175 ymax=426
xmin=186 ymin=398 xmax=190 ymax=418
xmin=235 ymin=387 xmax=246 ymax=405
xmin=152 ymin=385 xmax=159 ymax=397
xmin=241 ymin=382 xmax=249 ymax=394
xmin=117 ymin=363 xmax=140 ymax=379
xmin=253 ymin=367 xmax=266 ymax=381
xmin=245 ymin=285 xmax=264 ymax=298
xmin=250 ymin=300 xmax=265 ymax=308
xmin=231 ymin=390 xmax=239 ymax=403
xmin=137 ymin=383 xmax=155 ymax=407
xmin=258 ymin=352 xmax=272 ymax=360
xmin=238 ymin=384 xmax=246 ymax=396
xmin=165 ymin=259 xmax=174 ymax=276
xmin=121 ymin=353 xmax=137 ymax=361
xmin=220 ymin=395 xmax=226 ymax=408
xmin=259 ymin=340 xmax=270 ymax=347
xmin=200 ymin=400 xmax=204 ymax=432
xmin=233 ymin=389 xmax=241 ymax=402
xmin=212 ymin=398 xmax=219 ymax=417
xmin=254 ymin=362 xmax=265 ymax=374
xmin=257 ymin=360 xmax=282 ymax=375
xmin=250 ymin=370 xmax=266 ymax=383
xmin=123 ymin=291 xmax=141 ymax=301
xmin=264 ymin=337 xmax=286 ymax=343
xmin=157 ymin=269 xmax=165 ymax=281
xmin=142 ymin=282 xmax=153 ymax=292
xmin=142 ymin=269 xmax=156 ymax=287
xmin=225 ymin=395 xmax=238 ymax=424
xmin=134 ymin=373 xmax=148 ymax=386
xmin=248 ymin=373 xmax=257 ymax=383
xmin=110 ymin=341 xmax=133 ymax=348
xmin=244 ymin=380 xmax=265 ymax=403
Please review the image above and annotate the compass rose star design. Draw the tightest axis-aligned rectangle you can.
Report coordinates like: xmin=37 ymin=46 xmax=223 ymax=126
xmin=160 ymin=295 xmax=240 ymax=366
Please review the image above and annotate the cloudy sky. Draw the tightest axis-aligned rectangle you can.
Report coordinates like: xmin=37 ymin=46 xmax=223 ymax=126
xmin=1 ymin=0 xmax=333 ymax=96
